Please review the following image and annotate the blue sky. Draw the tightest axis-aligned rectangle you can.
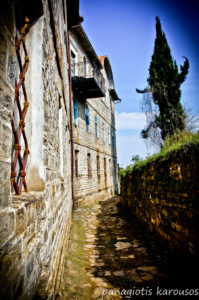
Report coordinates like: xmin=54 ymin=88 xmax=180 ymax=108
xmin=80 ymin=0 xmax=199 ymax=167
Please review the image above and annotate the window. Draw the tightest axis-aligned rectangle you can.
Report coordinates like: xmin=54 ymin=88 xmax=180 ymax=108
xmin=112 ymin=130 xmax=115 ymax=147
xmin=73 ymin=97 xmax=78 ymax=125
xmin=95 ymin=116 xmax=98 ymax=138
xmin=102 ymin=122 xmax=105 ymax=142
xmin=97 ymin=155 xmax=100 ymax=183
xmin=71 ymin=51 xmax=76 ymax=76
xmin=109 ymin=159 xmax=112 ymax=178
xmin=113 ymin=159 xmax=117 ymax=179
xmin=87 ymin=153 xmax=92 ymax=177
xmin=108 ymin=127 xmax=110 ymax=145
xmin=75 ymin=150 xmax=79 ymax=177
xmin=85 ymin=106 xmax=90 ymax=132
xmin=111 ymin=112 xmax=115 ymax=127
xmin=83 ymin=56 xmax=87 ymax=77
xmin=104 ymin=157 xmax=107 ymax=187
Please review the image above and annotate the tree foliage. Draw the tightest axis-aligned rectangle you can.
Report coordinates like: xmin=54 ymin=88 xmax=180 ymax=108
xmin=137 ymin=17 xmax=189 ymax=143
xmin=131 ymin=155 xmax=142 ymax=164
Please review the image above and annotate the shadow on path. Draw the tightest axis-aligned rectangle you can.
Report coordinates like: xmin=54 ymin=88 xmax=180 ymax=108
xmin=94 ymin=197 xmax=199 ymax=299
xmin=60 ymin=197 xmax=199 ymax=299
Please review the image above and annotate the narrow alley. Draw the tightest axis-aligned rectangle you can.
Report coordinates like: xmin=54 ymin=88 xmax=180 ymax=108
xmin=59 ymin=197 xmax=198 ymax=299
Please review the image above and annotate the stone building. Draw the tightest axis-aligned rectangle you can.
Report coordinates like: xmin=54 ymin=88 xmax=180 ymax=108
xmin=0 ymin=0 xmax=120 ymax=299
xmin=70 ymin=26 xmax=120 ymax=206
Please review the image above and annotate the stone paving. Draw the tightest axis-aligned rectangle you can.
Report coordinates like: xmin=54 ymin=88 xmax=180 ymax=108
xmin=59 ymin=197 xmax=198 ymax=299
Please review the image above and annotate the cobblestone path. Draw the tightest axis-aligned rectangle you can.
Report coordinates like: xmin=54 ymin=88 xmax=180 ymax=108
xmin=60 ymin=197 xmax=198 ymax=299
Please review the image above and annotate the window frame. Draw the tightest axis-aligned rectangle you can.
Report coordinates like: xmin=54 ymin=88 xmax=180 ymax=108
xmin=95 ymin=116 xmax=99 ymax=138
xmin=83 ymin=56 xmax=87 ymax=77
xmin=75 ymin=150 xmax=79 ymax=177
xmin=71 ymin=50 xmax=76 ymax=77
xmin=73 ymin=97 xmax=78 ymax=126
xmin=87 ymin=153 xmax=92 ymax=178
xmin=85 ymin=105 xmax=90 ymax=133
xmin=111 ymin=129 xmax=115 ymax=147
xmin=108 ymin=127 xmax=111 ymax=145
xmin=97 ymin=155 xmax=100 ymax=183
xmin=102 ymin=122 xmax=105 ymax=142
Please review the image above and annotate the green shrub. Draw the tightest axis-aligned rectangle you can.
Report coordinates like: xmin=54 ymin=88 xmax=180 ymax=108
xmin=121 ymin=131 xmax=199 ymax=177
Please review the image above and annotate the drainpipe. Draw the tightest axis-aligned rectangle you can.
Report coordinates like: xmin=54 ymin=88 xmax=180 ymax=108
xmin=67 ymin=31 xmax=74 ymax=208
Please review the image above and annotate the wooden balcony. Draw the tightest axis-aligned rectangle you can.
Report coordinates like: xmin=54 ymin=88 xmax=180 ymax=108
xmin=71 ymin=62 xmax=105 ymax=99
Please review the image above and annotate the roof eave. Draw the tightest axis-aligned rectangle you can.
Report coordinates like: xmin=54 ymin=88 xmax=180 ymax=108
xmin=67 ymin=0 xmax=83 ymax=28
xmin=71 ymin=26 xmax=103 ymax=69
xmin=109 ymin=88 xmax=121 ymax=102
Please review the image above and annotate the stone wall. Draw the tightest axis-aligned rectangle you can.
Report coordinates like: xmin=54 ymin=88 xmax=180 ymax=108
xmin=72 ymin=99 xmax=118 ymax=206
xmin=70 ymin=33 xmax=119 ymax=207
xmin=0 ymin=0 xmax=120 ymax=297
xmin=121 ymin=142 xmax=199 ymax=257
xmin=0 ymin=0 xmax=72 ymax=299
xmin=0 ymin=0 xmax=16 ymax=210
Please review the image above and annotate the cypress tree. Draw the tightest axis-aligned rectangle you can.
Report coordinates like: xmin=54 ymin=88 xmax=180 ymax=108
xmin=137 ymin=17 xmax=189 ymax=141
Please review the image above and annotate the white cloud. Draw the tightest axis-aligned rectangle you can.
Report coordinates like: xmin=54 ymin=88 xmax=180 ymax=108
xmin=117 ymin=135 xmax=150 ymax=167
xmin=115 ymin=111 xmax=157 ymax=167
xmin=115 ymin=111 xmax=146 ymax=130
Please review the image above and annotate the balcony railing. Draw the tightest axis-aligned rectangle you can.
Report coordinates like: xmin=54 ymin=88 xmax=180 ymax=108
xmin=71 ymin=61 xmax=105 ymax=99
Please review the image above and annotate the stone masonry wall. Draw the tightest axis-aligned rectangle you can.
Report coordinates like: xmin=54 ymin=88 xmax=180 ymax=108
xmin=0 ymin=1 xmax=72 ymax=299
xmin=73 ymin=99 xmax=118 ymax=206
xmin=70 ymin=34 xmax=118 ymax=206
xmin=0 ymin=0 xmax=16 ymax=210
xmin=121 ymin=142 xmax=199 ymax=257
